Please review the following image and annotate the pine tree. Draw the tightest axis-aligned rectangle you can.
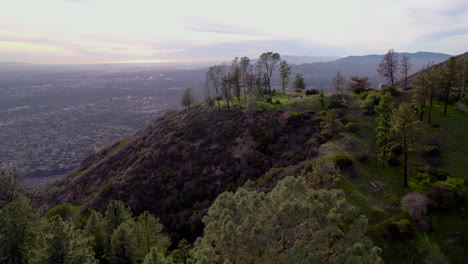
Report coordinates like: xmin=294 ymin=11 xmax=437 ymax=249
xmin=104 ymin=200 xmax=134 ymax=255
xmin=0 ymin=195 xmax=33 ymax=264
xmin=390 ymin=103 xmax=419 ymax=187
xmin=319 ymin=90 xmax=325 ymax=110
xmin=143 ymin=247 xmax=173 ymax=264
xmin=320 ymin=109 xmax=342 ymax=139
xmin=191 ymin=176 xmax=382 ymax=264
xmin=108 ymin=222 xmax=138 ymax=264
xmin=374 ymin=92 xmax=394 ymax=168
xmin=84 ymin=210 xmax=106 ymax=261
xmin=31 ymin=216 xmax=97 ymax=264
xmin=134 ymin=211 xmax=170 ymax=263
xmin=293 ymin=74 xmax=306 ymax=92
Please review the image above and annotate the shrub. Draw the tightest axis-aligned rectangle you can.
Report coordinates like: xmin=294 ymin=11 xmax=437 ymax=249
xmin=359 ymin=92 xmax=381 ymax=115
xmin=305 ymin=89 xmax=319 ymax=96
xmin=287 ymin=112 xmax=304 ymax=128
xmin=46 ymin=203 xmax=81 ymax=222
xmin=401 ymin=193 xmax=431 ymax=231
xmin=358 ymin=91 xmax=368 ymax=100
xmin=423 ymin=146 xmax=440 ymax=157
xmin=345 ymin=121 xmax=359 ymax=133
xmin=380 ymin=85 xmax=400 ymax=96
xmin=333 ymin=154 xmax=353 ymax=170
xmin=327 ymin=99 xmax=345 ymax=109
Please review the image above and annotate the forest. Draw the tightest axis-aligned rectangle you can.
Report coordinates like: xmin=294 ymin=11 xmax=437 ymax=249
xmin=1 ymin=50 xmax=467 ymax=264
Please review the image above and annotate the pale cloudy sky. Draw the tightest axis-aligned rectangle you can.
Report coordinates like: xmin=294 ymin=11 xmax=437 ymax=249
xmin=0 ymin=0 xmax=467 ymax=64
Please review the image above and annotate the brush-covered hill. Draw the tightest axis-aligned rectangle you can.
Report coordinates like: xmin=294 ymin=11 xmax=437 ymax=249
xmin=47 ymin=106 xmax=320 ymax=241
xmin=45 ymin=52 xmax=468 ymax=263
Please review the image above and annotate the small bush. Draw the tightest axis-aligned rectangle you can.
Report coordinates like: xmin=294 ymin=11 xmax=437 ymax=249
xmin=305 ymin=89 xmax=319 ymax=96
xmin=401 ymin=193 xmax=431 ymax=231
xmin=345 ymin=121 xmax=359 ymax=133
xmin=274 ymin=99 xmax=281 ymax=104
xmin=327 ymin=100 xmax=345 ymax=109
xmin=380 ymin=85 xmax=400 ymax=96
xmin=286 ymin=112 xmax=304 ymax=128
xmin=358 ymin=91 xmax=368 ymax=100
xmin=333 ymin=154 xmax=353 ymax=170
xmin=423 ymin=146 xmax=440 ymax=157
xmin=359 ymin=92 xmax=381 ymax=115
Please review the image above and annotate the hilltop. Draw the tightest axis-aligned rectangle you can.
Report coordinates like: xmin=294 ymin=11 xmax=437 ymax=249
xmin=39 ymin=52 xmax=468 ymax=263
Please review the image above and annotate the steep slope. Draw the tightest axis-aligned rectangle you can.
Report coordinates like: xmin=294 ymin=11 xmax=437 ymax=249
xmin=47 ymin=108 xmax=319 ymax=241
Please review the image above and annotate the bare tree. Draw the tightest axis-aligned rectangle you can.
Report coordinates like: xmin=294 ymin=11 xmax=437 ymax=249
xmin=258 ymin=52 xmax=281 ymax=102
xmin=399 ymin=55 xmax=412 ymax=90
xmin=205 ymin=66 xmax=223 ymax=108
xmin=378 ymin=49 xmax=399 ymax=86
xmin=181 ymin=88 xmax=195 ymax=109
xmin=279 ymin=60 xmax=291 ymax=93
xmin=332 ymin=70 xmax=346 ymax=99
xmin=230 ymin=57 xmax=242 ymax=106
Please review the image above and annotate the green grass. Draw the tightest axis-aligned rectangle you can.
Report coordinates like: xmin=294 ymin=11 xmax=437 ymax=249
xmin=419 ymin=102 xmax=468 ymax=181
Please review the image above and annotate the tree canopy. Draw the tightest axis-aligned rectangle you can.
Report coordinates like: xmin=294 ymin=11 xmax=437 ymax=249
xmin=191 ymin=176 xmax=382 ymax=264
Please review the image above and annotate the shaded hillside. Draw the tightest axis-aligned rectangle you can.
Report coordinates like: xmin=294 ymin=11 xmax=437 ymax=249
xmin=47 ymin=107 xmax=320 ymax=241
xmin=292 ymin=52 xmax=451 ymax=90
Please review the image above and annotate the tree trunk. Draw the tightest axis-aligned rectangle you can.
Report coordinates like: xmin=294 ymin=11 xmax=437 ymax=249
xmin=419 ymin=99 xmax=425 ymax=121
xmin=403 ymin=138 xmax=408 ymax=188
xmin=428 ymin=93 xmax=433 ymax=124
xmin=268 ymin=83 xmax=272 ymax=103
xmin=443 ymin=83 xmax=450 ymax=115
xmin=215 ymin=89 xmax=220 ymax=109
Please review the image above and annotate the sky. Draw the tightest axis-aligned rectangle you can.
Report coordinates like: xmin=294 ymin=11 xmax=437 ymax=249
xmin=0 ymin=0 xmax=467 ymax=64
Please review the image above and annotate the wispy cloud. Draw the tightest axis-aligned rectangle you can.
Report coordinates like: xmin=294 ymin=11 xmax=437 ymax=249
xmin=0 ymin=0 xmax=467 ymax=63
xmin=186 ymin=19 xmax=263 ymax=36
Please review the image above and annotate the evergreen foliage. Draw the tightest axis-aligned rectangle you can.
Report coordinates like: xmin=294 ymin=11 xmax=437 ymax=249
xmin=375 ymin=92 xmax=394 ymax=167
xmin=31 ymin=216 xmax=97 ymax=264
xmin=142 ymin=247 xmax=172 ymax=264
xmin=0 ymin=195 xmax=33 ymax=264
xmin=390 ymin=102 xmax=419 ymax=187
xmin=191 ymin=176 xmax=382 ymax=264
xmin=292 ymin=73 xmax=306 ymax=92
xmin=348 ymin=76 xmax=371 ymax=94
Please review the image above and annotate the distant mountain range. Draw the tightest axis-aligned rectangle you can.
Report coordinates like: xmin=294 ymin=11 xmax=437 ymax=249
xmin=289 ymin=52 xmax=452 ymax=90
xmin=280 ymin=55 xmax=340 ymax=64
xmin=0 ymin=52 xmax=455 ymax=91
